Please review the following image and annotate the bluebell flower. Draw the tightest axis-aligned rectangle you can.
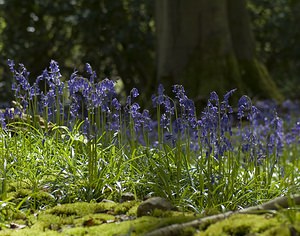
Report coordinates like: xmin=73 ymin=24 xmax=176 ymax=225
xmin=221 ymin=89 xmax=236 ymax=113
xmin=151 ymin=94 xmax=157 ymax=106
xmin=7 ymin=59 xmax=15 ymax=72
xmin=201 ymin=101 xmax=218 ymax=133
xmin=188 ymin=116 xmax=198 ymax=129
xmin=267 ymin=113 xmax=284 ymax=156
xmin=131 ymin=88 xmax=139 ymax=98
xmin=173 ymin=85 xmax=191 ymax=111
xmin=130 ymin=103 xmax=140 ymax=116
xmin=173 ymin=118 xmax=185 ymax=134
xmin=152 ymin=85 xmax=175 ymax=119
xmin=11 ymin=83 xmax=17 ymax=93
xmin=0 ymin=111 xmax=6 ymax=129
xmin=237 ymin=95 xmax=251 ymax=119
xmin=125 ymin=95 xmax=132 ymax=111
xmin=68 ymin=73 xmax=92 ymax=118
xmin=125 ymin=88 xmax=140 ymax=114
xmin=220 ymin=113 xmax=231 ymax=135
xmin=97 ymin=79 xmax=115 ymax=98
xmin=141 ymin=109 xmax=153 ymax=132
xmin=172 ymin=84 xmax=186 ymax=100
xmin=249 ymin=106 xmax=260 ymax=123
xmin=10 ymin=63 xmax=31 ymax=97
xmin=237 ymin=95 xmax=260 ymax=123
xmin=209 ymin=91 xmax=219 ymax=103
xmin=112 ymin=98 xmax=121 ymax=111
xmin=48 ymin=61 xmax=64 ymax=94
xmin=164 ymin=97 xmax=174 ymax=115
xmin=172 ymin=84 xmax=198 ymax=138
xmin=82 ymin=117 xmax=90 ymax=136
xmin=129 ymin=102 xmax=143 ymax=132
xmin=35 ymin=69 xmax=50 ymax=91
xmin=70 ymin=95 xmax=81 ymax=118
xmin=152 ymin=84 xmax=165 ymax=106
xmin=286 ymin=120 xmax=300 ymax=145
xmin=4 ymin=108 xmax=15 ymax=120
xmin=160 ymin=113 xmax=170 ymax=129
xmin=223 ymin=88 xmax=237 ymax=102
xmin=68 ymin=71 xmax=79 ymax=95
xmin=28 ymin=83 xmax=40 ymax=100
xmin=206 ymin=91 xmax=234 ymax=158
xmin=49 ymin=60 xmax=61 ymax=77
xmin=201 ymin=92 xmax=236 ymax=158
xmin=85 ymin=63 xmax=93 ymax=75
xmin=158 ymin=84 xmax=164 ymax=95
xmin=94 ymin=78 xmax=116 ymax=112
xmin=20 ymin=99 xmax=29 ymax=112
xmin=107 ymin=113 xmax=120 ymax=132
xmin=81 ymin=79 xmax=91 ymax=99
xmin=241 ymin=128 xmax=253 ymax=153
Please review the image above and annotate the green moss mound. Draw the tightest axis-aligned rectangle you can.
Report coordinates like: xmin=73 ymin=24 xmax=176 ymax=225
xmin=196 ymin=212 xmax=300 ymax=236
xmin=0 ymin=201 xmax=197 ymax=236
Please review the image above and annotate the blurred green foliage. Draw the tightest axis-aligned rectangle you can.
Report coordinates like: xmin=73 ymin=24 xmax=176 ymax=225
xmin=0 ymin=0 xmax=299 ymax=103
xmin=0 ymin=0 xmax=155 ymax=102
xmin=248 ymin=0 xmax=300 ymax=98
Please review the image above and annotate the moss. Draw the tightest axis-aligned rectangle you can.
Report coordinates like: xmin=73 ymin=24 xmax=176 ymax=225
xmin=127 ymin=203 xmax=139 ymax=216
xmin=181 ymin=226 xmax=198 ymax=236
xmin=7 ymin=180 xmax=32 ymax=192
xmin=263 ymin=225 xmax=294 ymax=236
xmin=183 ymin=47 xmax=283 ymax=104
xmin=113 ymin=200 xmax=139 ymax=215
xmin=196 ymin=213 xmax=298 ymax=236
xmin=93 ymin=201 xmax=117 ymax=213
xmin=0 ymin=201 xmax=198 ymax=236
xmin=48 ymin=201 xmax=116 ymax=217
xmin=238 ymin=59 xmax=284 ymax=102
xmin=13 ymin=189 xmax=31 ymax=199
xmin=151 ymin=208 xmax=173 ymax=217
xmin=2 ymin=201 xmax=299 ymax=236
xmin=5 ymin=186 xmax=56 ymax=211
xmin=30 ymin=191 xmax=56 ymax=205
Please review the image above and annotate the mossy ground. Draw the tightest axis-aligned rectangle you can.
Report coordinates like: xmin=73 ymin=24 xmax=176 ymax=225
xmin=197 ymin=212 xmax=300 ymax=236
xmin=0 ymin=198 xmax=197 ymax=236
xmin=0 ymin=187 xmax=299 ymax=236
xmin=0 ymin=201 xmax=299 ymax=236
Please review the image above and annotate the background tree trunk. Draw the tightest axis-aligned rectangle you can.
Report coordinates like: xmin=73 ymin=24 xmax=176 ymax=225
xmin=155 ymin=0 xmax=283 ymax=102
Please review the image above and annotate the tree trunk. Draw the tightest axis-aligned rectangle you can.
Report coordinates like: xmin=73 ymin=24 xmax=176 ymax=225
xmin=155 ymin=0 xmax=283 ymax=102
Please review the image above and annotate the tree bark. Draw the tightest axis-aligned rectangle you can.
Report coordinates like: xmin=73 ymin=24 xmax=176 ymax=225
xmin=155 ymin=0 xmax=202 ymax=87
xmin=227 ymin=0 xmax=282 ymax=100
xmin=155 ymin=0 xmax=283 ymax=102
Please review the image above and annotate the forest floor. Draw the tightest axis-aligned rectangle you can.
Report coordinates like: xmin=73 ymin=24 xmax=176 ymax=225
xmin=0 ymin=196 xmax=299 ymax=236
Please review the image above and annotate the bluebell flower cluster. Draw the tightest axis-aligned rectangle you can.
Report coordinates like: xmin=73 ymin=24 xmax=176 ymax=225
xmin=199 ymin=90 xmax=236 ymax=158
xmin=2 ymin=59 xmax=300 ymax=175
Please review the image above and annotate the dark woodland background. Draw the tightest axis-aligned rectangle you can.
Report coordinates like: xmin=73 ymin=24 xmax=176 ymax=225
xmin=0 ymin=0 xmax=299 ymax=107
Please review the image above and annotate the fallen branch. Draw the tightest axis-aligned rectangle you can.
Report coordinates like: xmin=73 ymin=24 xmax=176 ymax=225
xmin=144 ymin=194 xmax=300 ymax=236
xmin=239 ymin=194 xmax=300 ymax=213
